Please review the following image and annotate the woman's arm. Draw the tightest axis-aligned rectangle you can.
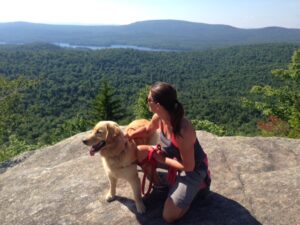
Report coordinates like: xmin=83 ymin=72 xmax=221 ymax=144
xmin=154 ymin=153 xmax=185 ymax=170
xmin=153 ymin=149 xmax=193 ymax=171
xmin=153 ymin=120 xmax=196 ymax=172
xmin=176 ymin=121 xmax=196 ymax=171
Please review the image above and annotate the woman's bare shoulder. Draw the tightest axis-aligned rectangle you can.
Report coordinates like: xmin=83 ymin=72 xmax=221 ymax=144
xmin=181 ymin=118 xmax=195 ymax=132
xmin=149 ymin=113 xmax=160 ymax=130
xmin=178 ymin=118 xmax=196 ymax=142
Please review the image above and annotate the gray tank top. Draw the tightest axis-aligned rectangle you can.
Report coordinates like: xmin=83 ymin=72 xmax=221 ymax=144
xmin=159 ymin=121 xmax=209 ymax=173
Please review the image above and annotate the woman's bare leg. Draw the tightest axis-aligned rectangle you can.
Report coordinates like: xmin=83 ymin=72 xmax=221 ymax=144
xmin=162 ymin=197 xmax=189 ymax=223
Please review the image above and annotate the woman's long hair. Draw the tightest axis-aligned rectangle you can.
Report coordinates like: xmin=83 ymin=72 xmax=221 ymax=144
xmin=150 ymin=82 xmax=184 ymax=136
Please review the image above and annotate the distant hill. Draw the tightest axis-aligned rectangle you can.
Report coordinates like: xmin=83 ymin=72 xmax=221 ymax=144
xmin=1 ymin=20 xmax=300 ymax=50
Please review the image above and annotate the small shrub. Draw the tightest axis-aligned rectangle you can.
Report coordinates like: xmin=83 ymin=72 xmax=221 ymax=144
xmin=191 ymin=119 xmax=225 ymax=136
xmin=0 ymin=135 xmax=39 ymax=162
xmin=257 ymin=115 xmax=289 ymax=137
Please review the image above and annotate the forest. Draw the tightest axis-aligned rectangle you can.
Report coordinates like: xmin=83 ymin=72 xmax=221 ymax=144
xmin=0 ymin=42 xmax=299 ymax=161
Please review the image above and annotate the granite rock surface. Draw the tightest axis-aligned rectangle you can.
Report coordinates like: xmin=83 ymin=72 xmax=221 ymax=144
xmin=0 ymin=131 xmax=299 ymax=225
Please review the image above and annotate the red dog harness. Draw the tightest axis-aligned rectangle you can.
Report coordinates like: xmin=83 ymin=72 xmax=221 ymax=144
xmin=139 ymin=145 xmax=160 ymax=196
xmin=139 ymin=142 xmax=211 ymax=195
xmin=138 ymin=144 xmax=180 ymax=196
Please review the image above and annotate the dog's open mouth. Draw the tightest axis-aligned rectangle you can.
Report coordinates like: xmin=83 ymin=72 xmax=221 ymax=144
xmin=90 ymin=141 xmax=106 ymax=156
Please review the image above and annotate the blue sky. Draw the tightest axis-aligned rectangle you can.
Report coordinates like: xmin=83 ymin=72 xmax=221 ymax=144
xmin=0 ymin=0 xmax=299 ymax=28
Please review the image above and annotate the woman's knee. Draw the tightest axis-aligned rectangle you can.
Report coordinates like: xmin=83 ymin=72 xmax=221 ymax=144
xmin=163 ymin=209 xmax=183 ymax=224
xmin=163 ymin=213 xmax=177 ymax=224
xmin=162 ymin=198 xmax=188 ymax=223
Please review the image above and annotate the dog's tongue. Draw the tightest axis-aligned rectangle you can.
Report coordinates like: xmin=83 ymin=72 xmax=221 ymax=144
xmin=89 ymin=141 xmax=105 ymax=156
xmin=89 ymin=147 xmax=96 ymax=156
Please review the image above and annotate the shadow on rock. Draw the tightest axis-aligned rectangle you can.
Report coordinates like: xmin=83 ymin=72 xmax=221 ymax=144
xmin=0 ymin=151 xmax=34 ymax=174
xmin=117 ymin=191 xmax=262 ymax=225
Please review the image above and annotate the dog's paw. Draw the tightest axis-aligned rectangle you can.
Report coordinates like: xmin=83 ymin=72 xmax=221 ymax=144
xmin=136 ymin=201 xmax=146 ymax=214
xmin=105 ymin=193 xmax=116 ymax=202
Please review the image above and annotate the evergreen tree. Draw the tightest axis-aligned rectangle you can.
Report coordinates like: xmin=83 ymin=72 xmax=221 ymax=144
xmin=133 ymin=85 xmax=152 ymax=119
xmin=90 ymin=80 xmax=124 ymax=123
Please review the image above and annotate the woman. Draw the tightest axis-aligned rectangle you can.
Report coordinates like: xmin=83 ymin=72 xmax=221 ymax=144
xmin=127 ymin=82 xmax=210 ymax=223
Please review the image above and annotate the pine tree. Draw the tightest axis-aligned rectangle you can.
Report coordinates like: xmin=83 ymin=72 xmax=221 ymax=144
xmin=90 ymin=80 xmax=124 ymax=123
xmin=133 ymin=85 xmax=153 ymax=119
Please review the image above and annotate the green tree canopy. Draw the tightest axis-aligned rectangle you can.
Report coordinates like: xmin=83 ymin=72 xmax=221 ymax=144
xmin=0 ymin=76 xmax=38 ymax=161
xmin=0 ymin=76 xmax=35 ymax=142
xmin=248 ymin=50 xmax=300 ymax=138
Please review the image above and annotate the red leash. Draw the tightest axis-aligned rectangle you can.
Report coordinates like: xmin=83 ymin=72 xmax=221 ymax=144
xmin=139 ymin=145 xmax=181 ymax=195
xmin=140 ymin=145 xmax=161 ymax=196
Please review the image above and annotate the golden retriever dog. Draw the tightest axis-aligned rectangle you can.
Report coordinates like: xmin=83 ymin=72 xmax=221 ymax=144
xmin=82 ymin=119 xmax=152 ymax=214
xmin=125 ymin=119 xmax=150 ymax=145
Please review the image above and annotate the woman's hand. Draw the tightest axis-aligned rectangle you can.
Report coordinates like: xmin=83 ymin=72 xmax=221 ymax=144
xmin=124 ymin=132 xmax=131 ymax=140
xmin=153 ymin=150 xmax=165 ymax=163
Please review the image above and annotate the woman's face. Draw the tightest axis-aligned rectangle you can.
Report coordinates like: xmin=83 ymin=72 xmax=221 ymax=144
xmin=146 ymin=92 xmax=156 ymax=112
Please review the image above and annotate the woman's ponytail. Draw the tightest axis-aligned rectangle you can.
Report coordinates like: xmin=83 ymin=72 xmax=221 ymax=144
xmin=170 ymin=100 xmax=184 ymax=136
xmin=150 ymin=82 xmax=184 ymax=136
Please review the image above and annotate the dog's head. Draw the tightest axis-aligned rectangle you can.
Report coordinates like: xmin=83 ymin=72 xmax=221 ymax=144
xmin=82 ymin=121 xmax=123 ymax=156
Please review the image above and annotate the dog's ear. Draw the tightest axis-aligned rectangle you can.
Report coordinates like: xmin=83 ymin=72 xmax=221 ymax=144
xmin=106 ymin=123 xmax=121 ymax=141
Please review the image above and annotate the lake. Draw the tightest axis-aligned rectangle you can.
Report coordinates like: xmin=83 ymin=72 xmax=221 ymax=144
xmin=54 ymin=43 xmax=177 ymax=52
xmin=0 ymin=41 xmax=178 ymax=52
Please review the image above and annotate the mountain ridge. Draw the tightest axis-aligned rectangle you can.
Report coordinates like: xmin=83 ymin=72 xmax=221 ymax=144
xmin=1 ymin=20 xmax=300 ymax=50
xmin=2 ymin=19 xmax=299 ymax=29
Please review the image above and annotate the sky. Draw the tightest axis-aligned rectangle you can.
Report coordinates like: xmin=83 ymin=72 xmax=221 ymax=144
xmin=0 ymin=0 xmax=300 ymax=28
